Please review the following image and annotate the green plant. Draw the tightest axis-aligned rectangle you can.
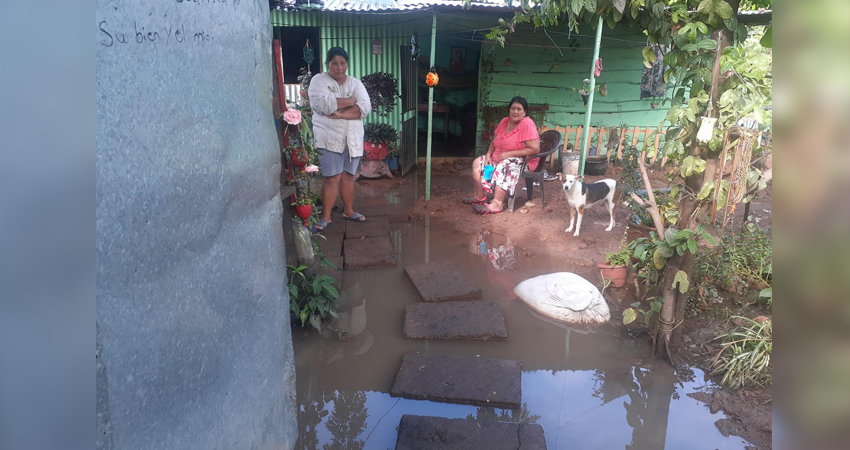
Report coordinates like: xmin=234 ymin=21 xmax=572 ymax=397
xmin=605 ymin=248 xmax=630 ymax=267
xmin=291 ymin=195 xmax=315 ymax=207
xmin=623 ymin=298 xmax=664 ymax=326
xmin=605 ymin=227 xmax=632 ymax=268
xmin=711 ymin=316 xmax=772 ymax=389
xmin=361 ymin=72 xmax=400 ymax=117
xmin=287 ymin=264 xmax=339 ymax=331
xmin=695 ymin=225 xmax=772 ymax=299
xmin=363 ymin=123 xmax=399 ymax=144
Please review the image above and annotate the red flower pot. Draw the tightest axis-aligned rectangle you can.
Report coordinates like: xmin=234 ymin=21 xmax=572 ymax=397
xmin=364 ymin=141 xmax=388 ymax=160
xmin=295 ymin=204 xmax=312 ymax=226
xmin=291 ymin=148 xmax=309 ymax=167
xmin=598 ymin=262 xmax=628 ymax=288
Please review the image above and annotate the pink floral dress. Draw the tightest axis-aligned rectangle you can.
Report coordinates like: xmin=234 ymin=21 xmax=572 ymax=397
xmin=479 ymin=117 xmax=540 ymax=195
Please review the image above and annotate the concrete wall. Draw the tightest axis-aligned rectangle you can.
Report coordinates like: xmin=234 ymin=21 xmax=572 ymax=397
xmin=96 ymin=1 xmax=297 ymax=449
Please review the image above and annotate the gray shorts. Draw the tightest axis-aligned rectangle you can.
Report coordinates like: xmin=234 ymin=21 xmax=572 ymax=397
xmin=317 ymin=145 xmax=361 ymax=177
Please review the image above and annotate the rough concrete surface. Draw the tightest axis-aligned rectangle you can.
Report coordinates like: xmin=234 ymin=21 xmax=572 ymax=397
xmin=390 ymin=352 xmax=522 ymax=408
xmin=344 ymin=235 xmax=396 ymax=268
xmin=404 ymin=302 xmax=507 ymax=340
xmin=405 ymin=261 xmax=482 ymax=302
xmin=344 ymin=215 xmax=390 ymax=239
xmin=395 ymin=415 xmax=547 ymax=450
xmin=95 ymin=1 xmax=297 ymax=449
xmin=319 ymin=232 xmax=344 ymax=258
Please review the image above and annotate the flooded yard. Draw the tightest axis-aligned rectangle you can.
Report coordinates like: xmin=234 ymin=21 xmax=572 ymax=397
xmin=291 ymin=171 xmax=754 ymax=449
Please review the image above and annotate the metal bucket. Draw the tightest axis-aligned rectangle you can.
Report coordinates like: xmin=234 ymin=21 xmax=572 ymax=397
xmin=560 ymin=151 xmax=580 ymax=176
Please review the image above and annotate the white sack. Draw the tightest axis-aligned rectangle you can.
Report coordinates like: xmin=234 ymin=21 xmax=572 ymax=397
xmin=514 ymin=272 xmax=610 ymax=327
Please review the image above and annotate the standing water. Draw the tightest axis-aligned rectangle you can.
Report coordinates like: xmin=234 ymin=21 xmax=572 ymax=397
xmin=292 ymin=173 xmax=749 ymax=449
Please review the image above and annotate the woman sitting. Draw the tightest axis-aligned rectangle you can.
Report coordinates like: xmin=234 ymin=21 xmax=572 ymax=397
xmin=462 ymin=96 xmax=540 ymax=214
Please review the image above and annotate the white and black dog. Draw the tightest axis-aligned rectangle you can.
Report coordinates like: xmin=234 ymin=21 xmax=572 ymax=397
xmin=557 ymin=173 xmax=621 ymax=236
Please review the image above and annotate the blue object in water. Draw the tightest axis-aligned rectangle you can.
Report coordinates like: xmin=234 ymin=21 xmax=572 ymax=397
xmin=483 ymin=165 xmax=495 ymax=180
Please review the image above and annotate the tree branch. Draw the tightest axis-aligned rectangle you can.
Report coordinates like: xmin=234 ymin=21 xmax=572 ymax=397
xmin=630 ymin=155 xmax=666 ymax=237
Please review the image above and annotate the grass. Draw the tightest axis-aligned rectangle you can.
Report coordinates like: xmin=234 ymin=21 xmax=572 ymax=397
xmin=711 ymin=316 xmax=772 ymax=389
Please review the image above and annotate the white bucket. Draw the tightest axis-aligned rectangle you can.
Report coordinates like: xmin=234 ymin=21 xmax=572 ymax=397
xmin=560 ymin=151 xmax=580 ymax=176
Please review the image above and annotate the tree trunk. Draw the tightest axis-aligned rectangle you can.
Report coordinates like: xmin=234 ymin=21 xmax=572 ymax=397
xmin=653 ymin=9 xmax=739 ymax=360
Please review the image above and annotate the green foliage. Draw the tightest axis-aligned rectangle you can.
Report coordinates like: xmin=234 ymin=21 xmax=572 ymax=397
xmin=363 ymin=123 xmax=399 ymax=144
xmin=695 ymin=225 xmax=772 ymax=298
xmin=360 ymin=72 xmax=400 ymax=117
xmin=711 ymin=316 xmax=772 ymax=388
xmin=287 ymin=264 xmax=339 ymax=331
xmin=627 ymin=189 xmax=679 ymax=229
xmin=605 ymin=248 xmax=630 ymax=267
xmin=623 ymin=298 xmax=663 ymax=326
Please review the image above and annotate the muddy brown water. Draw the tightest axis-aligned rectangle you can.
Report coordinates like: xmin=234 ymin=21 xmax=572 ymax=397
xmin=293 ymin=172 xmax=750 ymax=449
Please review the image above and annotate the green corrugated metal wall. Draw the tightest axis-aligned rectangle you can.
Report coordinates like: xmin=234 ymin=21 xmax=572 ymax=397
xmin=271 ymin=10 xmax=432 ymax=130
xmin=474 ymin=22 xmax=669 ymax=155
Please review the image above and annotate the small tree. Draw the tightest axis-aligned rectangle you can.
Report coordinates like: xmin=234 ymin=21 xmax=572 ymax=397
xmin=476 ymin=0 xmax=772 ymax=361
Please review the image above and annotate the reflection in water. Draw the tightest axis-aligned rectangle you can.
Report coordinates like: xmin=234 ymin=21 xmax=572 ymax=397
xmin=293 ymin=175 xmax=751 ymax=450
xmin=323 ymin=391 xmax=368 ymax=450
xmin=466 ymin=402 xmax=541 ymax=424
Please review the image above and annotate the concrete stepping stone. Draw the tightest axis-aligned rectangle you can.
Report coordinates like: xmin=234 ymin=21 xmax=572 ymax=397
xmin=344 ymin=215 xmax=390 ymax=239
xmin=405 ymin=261 xmax=482 ymax=302
xmin=395 ymin=415 xmax=547 ymax=450
xmin=390 ymin=352 xmax=521 ymax=408
xmin=318 ymin=232 xmax=344 ymax=258
xmin=358 ymin=204 xmax=411 ymax=223
xmin=343 ymin=235 xmax=395 ymax=269
xmin=404 ymin=302 xmax=507 ymax=340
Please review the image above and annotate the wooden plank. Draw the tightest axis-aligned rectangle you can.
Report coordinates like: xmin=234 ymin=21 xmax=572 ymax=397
xmin=631 ymin=126 xmax=640 ymax=146
xmin=652 ymin=133 xmax=662 ymax=164
xmin=574 ymin=126 xmax=583 ymax=152
xmin=617 ymin=128 xmax=627 ymax=160
xmin=599 ymin=127 xmax=607 ymax=156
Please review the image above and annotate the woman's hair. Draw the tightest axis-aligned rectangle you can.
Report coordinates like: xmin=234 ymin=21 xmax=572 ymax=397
xmin=508 ymin=96 xmax=529 ymax=113
xmin=326 ymin=47 xmax=349 ymax=64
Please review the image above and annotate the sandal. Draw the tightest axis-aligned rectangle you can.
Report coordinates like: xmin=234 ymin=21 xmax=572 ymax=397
xmin=462 ymin=196 xmax=487 ymax=205
xmin=473 ymin=204 xmax=502 ymax=215
xmin=315 ymin=219 xmax=331 ymax=232
xmin=342 ymin=212 xmax=367 ymax=222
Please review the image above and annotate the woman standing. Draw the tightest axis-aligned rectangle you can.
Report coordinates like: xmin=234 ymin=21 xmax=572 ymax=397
xmin=309 ymin=47 xmax=372 ymax=231
xmin=462 ymin=97 xmax=540 ymax=214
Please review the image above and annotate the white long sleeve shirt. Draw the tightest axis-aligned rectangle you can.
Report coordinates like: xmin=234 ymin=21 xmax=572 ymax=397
xmin=308 ymin=73 xmax=372 ymax=157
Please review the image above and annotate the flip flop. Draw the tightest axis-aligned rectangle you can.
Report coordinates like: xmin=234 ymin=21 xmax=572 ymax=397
xmin=473 ymin=204 xmax=502 ymax=215
xmin=315 ymin=219 xmax=331 ymax=232
xmin=462 ymin=196 xmax=487 ymax=205
xmin=342 ymin=212 xmax=367 ymax=222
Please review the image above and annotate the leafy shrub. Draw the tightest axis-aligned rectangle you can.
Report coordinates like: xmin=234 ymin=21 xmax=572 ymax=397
xmin=360 ymin=72 xmax=400 ymax=117
xmin=287 ymin=264 xmax=339 ymax=331
xmin=711 ymin=316 xmax=772 ymax=389
xmin=363 ymin=123 xmax=399 ymax=144
xmin=695 ymin=225 xmax=772 ymax=301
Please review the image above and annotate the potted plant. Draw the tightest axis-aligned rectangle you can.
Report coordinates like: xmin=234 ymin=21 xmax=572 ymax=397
xmin=363 ymin=123 xmax=399 ymax=161
xmin=361 ymin=72 xmax=400 ymax=117
xmin=571 ymin=78 xmax=607 ymax=107
xmin=598 ymin=229 xmax=630 ymax=288
xmin=291 ymin=196 xmax=313 ymax=226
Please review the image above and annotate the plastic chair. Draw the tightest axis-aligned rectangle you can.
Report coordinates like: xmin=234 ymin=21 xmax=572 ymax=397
xmin=507 ymin=130 xmax=562 ymax=212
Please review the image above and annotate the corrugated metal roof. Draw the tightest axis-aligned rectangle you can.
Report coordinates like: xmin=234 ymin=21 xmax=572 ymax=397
xmin=318 ymin=0 xmax=507 ymax=12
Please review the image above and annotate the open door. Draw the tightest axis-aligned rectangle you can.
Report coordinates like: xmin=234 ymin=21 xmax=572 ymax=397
xmin=399 ymin=45 xmax=418 ymax=175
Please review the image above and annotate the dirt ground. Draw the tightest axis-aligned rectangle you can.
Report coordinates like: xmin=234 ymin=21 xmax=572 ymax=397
xmin=405 ymin=159 xmax=774 ymax=449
